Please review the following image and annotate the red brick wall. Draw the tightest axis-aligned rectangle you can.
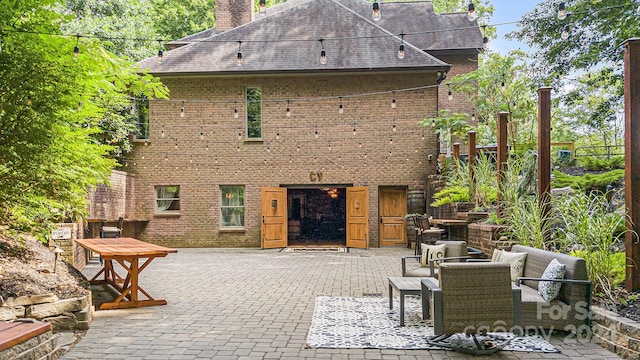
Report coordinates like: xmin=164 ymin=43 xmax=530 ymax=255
xmin=87 ymin=170 xmax=128 ymax=220
xmin=216 ymin=0 xmax=253 ymax=31
xmin=125 ymin=72 xmax=446 ymax=247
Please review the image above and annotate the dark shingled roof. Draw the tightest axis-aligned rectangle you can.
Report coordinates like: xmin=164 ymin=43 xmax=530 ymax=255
xmin=139 ymin=0 xmax=477 ymax=75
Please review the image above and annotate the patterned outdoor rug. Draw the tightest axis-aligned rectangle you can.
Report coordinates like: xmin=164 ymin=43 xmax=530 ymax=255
xmin=281 ymin=247 xmax=348 ymax=253
xmin=306 ymin=296 xmax=560 ymax=352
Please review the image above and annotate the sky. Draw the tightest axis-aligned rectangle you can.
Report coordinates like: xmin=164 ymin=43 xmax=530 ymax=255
xmin=487 ymin=0 xmax=541 ymax=54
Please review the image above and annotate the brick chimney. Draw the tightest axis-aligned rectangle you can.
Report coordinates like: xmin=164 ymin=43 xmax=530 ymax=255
xmin=216 ymin=0 xmax=254 ymax=31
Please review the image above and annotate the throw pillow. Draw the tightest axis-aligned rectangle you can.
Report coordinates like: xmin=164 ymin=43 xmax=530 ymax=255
xmin=420 ymin=243 xmax=447 ymax=268
xmin=493 ymin=251 xmax=527 ymax=282
xmin=491 ymin=249 xmax=502 ymax=262
xmin=538 ymin=259 xmax=567 ymax=301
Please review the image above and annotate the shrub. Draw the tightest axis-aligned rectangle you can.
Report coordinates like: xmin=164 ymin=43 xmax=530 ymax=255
xmin=579 ymin=156 xmax=624 ymax=171
xmin=552 ymin=169 xmax=624 ymax=191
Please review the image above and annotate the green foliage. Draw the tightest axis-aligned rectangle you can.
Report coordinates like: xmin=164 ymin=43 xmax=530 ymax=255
xmin=555 ymin=191 xmax=631 ymax=293
xmin=430 ymin=186 xmax=470 ymax=207
xmin=419 ymin=109 xmax=471 ymax=155
xmin=150 ymin=0 xmax=216 ymax=42
xmin=552 ymin=169 xmax=624 ymax=191
xmin=579 ymin=156 xmax=624 ymax=171
xmin=504 ymin=195 xmax=555 ymax=249
xmin=0 ymin=0 xmax=167 ymax=240
xmin=571 ymin=250 xmax=626 ymax=290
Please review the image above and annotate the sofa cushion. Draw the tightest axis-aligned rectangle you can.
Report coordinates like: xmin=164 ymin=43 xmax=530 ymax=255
xmin=538 ymin=259 xmax=567 ymax=301
xmin=420 ymin=243 xmax=446 ymax=267
xmin=492 ymin=249 xmax=527 ymax=282
xmin=436 ymin=240 xmax=469 ymax=260
xmin=405 ymin=267 xmax=437 ymax=278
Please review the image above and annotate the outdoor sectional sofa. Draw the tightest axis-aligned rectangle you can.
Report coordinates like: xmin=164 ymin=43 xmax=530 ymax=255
xmin=510 ymin=244 xmax=592 ymax=331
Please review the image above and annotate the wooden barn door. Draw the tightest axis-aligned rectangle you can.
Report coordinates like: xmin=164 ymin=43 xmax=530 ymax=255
xmin=261 ymin=187 xmax=287 ymax=249
xmin=346 ymin=186 xmax=369 ymax=249
xmin=379 ymin=187 xmax=407 ymax=247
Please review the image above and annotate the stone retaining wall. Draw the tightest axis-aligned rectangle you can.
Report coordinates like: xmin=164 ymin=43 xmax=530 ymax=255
xmin=466 ymin=223 xmax=512 ymax=255
xmin=592 ymin=306 xmax=640 ymax=359
xmin=0 ymin=293 xmax=93 ymax=331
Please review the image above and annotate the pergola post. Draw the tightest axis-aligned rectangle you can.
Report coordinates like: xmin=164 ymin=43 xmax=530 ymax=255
xmin=624 ymin=38 xmax=640 ymax=291
xmin=496 ymin=112 xmax=509 ymax=219
xmin=452 ymin=143 xmax=461 ymax=169
xmin=538 ymin=87 xmax=552 ymax=244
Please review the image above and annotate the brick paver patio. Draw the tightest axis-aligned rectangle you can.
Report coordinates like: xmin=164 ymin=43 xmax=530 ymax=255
xmin=61 ymin=247 xmax=621 ymax=359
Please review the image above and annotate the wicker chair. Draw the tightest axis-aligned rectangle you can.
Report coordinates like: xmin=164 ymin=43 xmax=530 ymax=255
xmin=402 ymin=240 xmax=482 ymax=278
xmin=422 ymin=262 xmax=522 ymax=355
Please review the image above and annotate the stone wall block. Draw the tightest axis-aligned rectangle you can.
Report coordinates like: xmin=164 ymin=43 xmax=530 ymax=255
xmin=26 ymin=297 xmax=85 ymax=319
xmin=14 ymin=294 xmax=58 ymax=306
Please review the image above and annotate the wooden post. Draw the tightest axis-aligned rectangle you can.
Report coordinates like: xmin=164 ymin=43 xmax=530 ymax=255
xmin=496 ymin=112 xmax=509 ymax=219
xmin=468 ymin=131 xmax=477 ymax=206
xmin=624 ymin=38 xmax=640 ymax=291
xmin=452 ymin=143 xmax=461 ymax=170
xmin=538 ymin=87 xmax=552 ymax=243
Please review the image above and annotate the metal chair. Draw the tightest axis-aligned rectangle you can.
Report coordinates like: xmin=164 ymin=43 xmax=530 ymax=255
xmin=101 ymin=217 xmax=123 ymax=238
xmin=422 ymin=262 xmax=522 ymax=355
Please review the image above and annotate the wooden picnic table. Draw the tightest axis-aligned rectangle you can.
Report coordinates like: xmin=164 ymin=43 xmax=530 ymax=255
xmin=75 ymin=237 xmax=177 ymax=310
xmin=429 ymin=218 xmax=468 ymax=241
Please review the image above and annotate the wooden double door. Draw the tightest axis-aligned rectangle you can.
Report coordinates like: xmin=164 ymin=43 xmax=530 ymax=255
xmin=261 ymin=186 xmax=369 ymax=249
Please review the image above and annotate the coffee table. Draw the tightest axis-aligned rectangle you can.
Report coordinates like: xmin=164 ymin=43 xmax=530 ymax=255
xmin=388 ymin=276 xmax=430 ymax=326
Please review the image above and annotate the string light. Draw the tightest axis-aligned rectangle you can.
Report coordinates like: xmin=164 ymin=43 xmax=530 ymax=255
xmin=392 ymin=119 xmax=397 ymax=132
xmin=276 ymin=130 xmax=280 ymax=140
xmin=558 ymin=2 xmax=567 ymax=20
xmin=234 ymin=101 xmax=239 ymax=118
xmin=447 ymin=84 xmax=453 ymax=100
xmin=200 ymin=127 xmax=204 ymax=140
xmin=372 ymin=1 xmax=381 ymax=21
xmin=180 ymin=100 xmax=185 ymax=117
xmin=561 ymin=25 xmax=570 ymax=40
xmin=236 ymin=41 xmax=243 ymax=66
xmin=286 ymin=99 xmax=291 ymax=117
xmin=338 ymin=97 xmax=344 ymax=114
xmin=161 ymin=124 xmax=165 ymax=138
xmin=259 ymin=0 xmax=267 ymax=14
xmin=315 ymin=125 xmax=319 ymax=138
xmin=26 ymin=96 xmax=32 ymax=106
xmin=481 ymin=25 xmax=489 ymax=50
xmin=157 ymin=40 xmax=164 ymax=64
xmin=391 ymin=97 xmax=396 ymax=108
xmin=319 ymin=39 xmax=327 ymax=65
xmin=397 ymin=34 xmax=405 ymax=59
xmin=467 ymin=3 xmax=477 ymax=22
xmin=431 ymin=118 xmax=435 ymax=127
xmin=501 ymin=74 xmax=506 ymax=91
xmin=73 ymin=35 xmax=80 ymax=58
xmin=353 ymin=122 xmax=357 ymax=136
xmin=471 ymin=111 xmax=476 ymax=122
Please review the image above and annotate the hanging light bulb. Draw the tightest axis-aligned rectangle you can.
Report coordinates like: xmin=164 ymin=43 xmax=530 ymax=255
xmin=338 ymin=97 xmax=344 ymax=114
xmin=501 ymin=75 xmax=506 ymax=91
xmin=421 ymin=131 xmax=425 ymax=141
xmin=353 ymin=122 xmax=357 ymax=136
xmin=77 ymin=101 xmax=83 ymax=111
xmin=26 ymin=96 xmax=32 ymax=106
xmin=483 ymin=36 xmax=489 ymax=50
xmin=200 ymin=127 xmax=204 ymax=140
xmin=319 ymin=39 xmax=327 ymax=65
xmin=561 ymin=25 xmax=570 ymax=40
xmin=276 ymin=131 xmax=280 ymax=140
xmin=234 ymin=101 xmax=239 ymax=118
xmin=389 ymin=138 xmax=393 ymax=145
xmin=397 ymin=34 xmax=405 ymax=59
xmin=315 ymin=125 xmax=319 ymax=138
xmin=259 ymin=0 xmax=267 ymax=14
xmin=392 ymin=123 xmax=396 ymax=132
xmin=447 ymin=84 xmax=453 ymax=101
xmin=557 ymin=2 xmax=567 ymax=20
xmin=391 ymin=98 xmax=396 ymax=108
xmin=372 ymin=1 xmax=381 ymax=21
xmin=180 ymin=101 xmax=185 ymax=117
xmin=130 ymin=102 xmax=136 ymax=115
xmin=286 ymin=100 xmax=291 ymax=117
xmin=431 ymin=118 xmax=435 ymax=127
xmin=161 ymin=125 xmax=165 ymax=138
xmin=297 ymin=144 xmax=300 ymax=152
xmin=238 ymin=131 xmax=242 ymax=140
xmin=236 ymin=41 xmax=243 ymax=65
xmin=174 ymin=140 xmax=178 ymax=149
xmin=157 ymin=40 xmax=164 ymax=63
xmin=359 ymin=141 xmax=362 ymax=148
xmin=73 ymin=35 xmax=80 ymax=58
xmin=471 ymin=111 xmax=476 ymax=122
xmin=467 ymin=3 xmax=477 ymax=22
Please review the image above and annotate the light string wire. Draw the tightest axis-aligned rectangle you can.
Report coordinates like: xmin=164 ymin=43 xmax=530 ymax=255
xmin=0 ymin=2 xmax=635 ymax=47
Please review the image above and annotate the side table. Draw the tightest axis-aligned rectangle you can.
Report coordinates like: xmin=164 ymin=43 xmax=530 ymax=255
xmin=388 ymin=277 xmax=426 ymax=326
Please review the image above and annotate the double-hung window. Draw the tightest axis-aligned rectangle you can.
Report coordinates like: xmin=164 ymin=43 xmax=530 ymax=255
xmin=156 ymin=185 xmax=180 ymax=214
xmin=245 ymin=87 xmax=262 ymax=139
xmin=221 ymin=186 xmax=245 ymax=228
xmin=133 ymin=98 xmax=150 ymax=141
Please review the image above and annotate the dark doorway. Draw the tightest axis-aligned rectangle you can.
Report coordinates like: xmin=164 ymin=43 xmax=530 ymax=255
xmin=287 ymin=188 xmax=346 ymax=246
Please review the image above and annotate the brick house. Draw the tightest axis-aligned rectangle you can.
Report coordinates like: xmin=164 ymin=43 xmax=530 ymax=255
xmin=124 ymin=0 xmax=482 ymax=248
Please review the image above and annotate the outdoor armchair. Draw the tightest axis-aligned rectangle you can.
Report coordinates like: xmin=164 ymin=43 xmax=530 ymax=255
xmin=423 ymin=262 xmax=522 ymax=355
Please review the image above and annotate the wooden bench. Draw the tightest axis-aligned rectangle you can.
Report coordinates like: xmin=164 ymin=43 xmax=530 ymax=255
xmin=0 ymin=321 xmax=52 ymax=352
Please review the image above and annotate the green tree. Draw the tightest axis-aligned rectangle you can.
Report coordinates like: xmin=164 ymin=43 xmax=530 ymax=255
xmin=0 ymin=0 xmax=167 ymax=239
xmin=510 ymin=1 xmax=639 ymax=81
xmin=448 ymin=51 xmax=537 ymax=151
xmin=150 ymin=0 xmax=216 ymax=41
